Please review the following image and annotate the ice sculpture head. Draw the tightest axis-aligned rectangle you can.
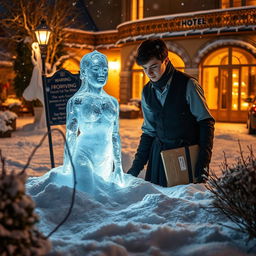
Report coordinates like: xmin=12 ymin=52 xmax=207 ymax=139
xmin=80 ymin=50 xmax=108 ymax=88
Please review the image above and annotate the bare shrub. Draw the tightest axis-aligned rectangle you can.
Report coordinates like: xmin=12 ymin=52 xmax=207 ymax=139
xmin=205 ymin=143 xmax=256 ymax=241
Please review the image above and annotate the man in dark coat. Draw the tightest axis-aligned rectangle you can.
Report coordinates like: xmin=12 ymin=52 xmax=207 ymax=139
xmin=127 ymin=39 xmax=215 ymax=186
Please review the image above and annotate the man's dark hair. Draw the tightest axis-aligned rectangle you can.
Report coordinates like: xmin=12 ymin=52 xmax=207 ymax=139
xmin=135 ymin=39 xmax=168 ymax=65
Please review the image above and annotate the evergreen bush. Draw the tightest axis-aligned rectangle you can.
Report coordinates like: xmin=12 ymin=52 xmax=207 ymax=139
xmin=13 ymin=42 xmax=33 ymax=98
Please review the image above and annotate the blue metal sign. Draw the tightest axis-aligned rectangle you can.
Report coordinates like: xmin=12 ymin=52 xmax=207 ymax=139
xmin=46 ymin=69 xmax=81 ymax=126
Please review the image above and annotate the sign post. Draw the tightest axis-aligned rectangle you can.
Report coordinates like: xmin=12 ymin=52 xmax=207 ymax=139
xmin=46 ymin=69 xmax=81 ymax=126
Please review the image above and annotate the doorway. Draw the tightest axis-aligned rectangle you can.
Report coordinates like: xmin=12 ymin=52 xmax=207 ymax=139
xmin=202 ymin=47 xmax=256 ymax=122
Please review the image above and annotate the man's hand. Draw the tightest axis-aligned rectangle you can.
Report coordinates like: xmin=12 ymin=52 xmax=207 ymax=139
xmin=127 ymin=168 xmax=140 ymax=177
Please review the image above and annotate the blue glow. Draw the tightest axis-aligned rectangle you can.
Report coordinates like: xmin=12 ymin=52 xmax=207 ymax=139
xmin=63 ymin=51 xmax=124 ymax=190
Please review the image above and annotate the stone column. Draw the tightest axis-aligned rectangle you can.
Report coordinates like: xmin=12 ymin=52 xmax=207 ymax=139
xmin=184 ymin=67 xmax=199 ymax=80
xmin=119 ymin=71 xmax=132 ymax=103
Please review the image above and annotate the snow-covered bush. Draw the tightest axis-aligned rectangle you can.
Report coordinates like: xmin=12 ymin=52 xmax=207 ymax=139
xmin=119 ymin=104 xmax=140 ymax=112
xmin=0 ymin=110 xmax=17 ymax=133
xmin=206 ymin=145 xmax=256 ymax=241
xmin=0 ymin=119 xmax=12 ymax=133
xmin=3 ymin=97 xmax=22 ymax=109
xmin=2 ymin=97 xmax=22 ymax=115
xmin=0 ymin=151 xmax=51 ymax=255
xmin=3 ymin=110 xmax=18 ymax=121
xmin=119 ymin=103 xmax=140 ymax=119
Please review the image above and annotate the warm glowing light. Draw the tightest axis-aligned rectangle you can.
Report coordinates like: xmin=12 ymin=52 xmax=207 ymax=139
xmin=232 ymin=73 xmax=237 ymax=78
xmin=35 ymin=31 xmax=49 ymax=45
xmin=108 ymin=61 xmax=120 ymax=71
xmin=233 ymin=82 xmax=238 ymax=86
xmin=131 ymin=0 xmax=143 ymax=20
xmin=35 ymin=19 xmax=51 ymax=46
xmin=242 ymin=102 xmax=249 ymax=108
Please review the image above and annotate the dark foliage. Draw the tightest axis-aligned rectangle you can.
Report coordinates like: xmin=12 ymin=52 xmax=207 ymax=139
xmin=0 ymin=150 xmax=51 ymax=255
xmin=13 ymin=42 xmax=33 ymax=98
xmin=205 ymin=143 xmax=256 ymax=241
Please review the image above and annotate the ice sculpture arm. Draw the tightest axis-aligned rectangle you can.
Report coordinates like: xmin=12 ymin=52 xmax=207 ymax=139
xmin=112 ymin=99 xmax=124 ymax=184
xmin=63 ymin=98 xmax=78 ymax=172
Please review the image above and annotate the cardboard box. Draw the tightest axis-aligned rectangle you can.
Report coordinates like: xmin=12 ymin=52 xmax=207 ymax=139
xmin=160 ymin=145 xmax=199 ymax=187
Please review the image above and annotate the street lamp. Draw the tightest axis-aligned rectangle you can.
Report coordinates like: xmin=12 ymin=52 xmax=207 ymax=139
xmin=35 ymin=19 xmax=55 ymax=168
xmin=35 ymin=20 xmax=51 ymax=46
xmin=35 ymin=19 xmax=51 ymax=72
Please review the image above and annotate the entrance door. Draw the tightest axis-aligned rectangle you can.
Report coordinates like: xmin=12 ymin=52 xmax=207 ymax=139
xmin=218 ymin=67 xmax=243 ymax=121
xmin=201 ymin=46 xmax=256 ymax=122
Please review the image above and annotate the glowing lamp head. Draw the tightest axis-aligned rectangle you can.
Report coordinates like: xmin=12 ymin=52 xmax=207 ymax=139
xmin=35 ymin=19 xmax=51 ymax=46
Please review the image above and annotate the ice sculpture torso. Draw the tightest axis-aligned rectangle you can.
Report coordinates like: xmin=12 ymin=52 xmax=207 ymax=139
xmin=63 ymin=51 xmax=123 ymax=190
xmin=68 ymin=93 xmax=117 ymax=176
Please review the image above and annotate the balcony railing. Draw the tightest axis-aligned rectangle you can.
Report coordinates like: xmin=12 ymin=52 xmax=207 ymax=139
xmin=64 ymin=6 xmax=256 ymax=48
xmin=117 ymin=6 xmax=256 ymax=41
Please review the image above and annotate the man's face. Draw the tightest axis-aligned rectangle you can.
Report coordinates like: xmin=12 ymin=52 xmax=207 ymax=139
xmin=141 ymin=57 xmax=168 ymax=82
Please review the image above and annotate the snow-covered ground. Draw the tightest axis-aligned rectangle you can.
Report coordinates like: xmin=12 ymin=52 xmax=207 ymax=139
xmin=0 ymin=117 xmax=256 ymax=256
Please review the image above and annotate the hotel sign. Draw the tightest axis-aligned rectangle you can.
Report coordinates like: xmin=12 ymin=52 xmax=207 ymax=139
xmin=181 ymin=17 xmax=206 ymax=27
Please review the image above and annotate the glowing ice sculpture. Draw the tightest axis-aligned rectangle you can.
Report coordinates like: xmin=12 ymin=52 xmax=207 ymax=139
xmin=63 ymin=51 xmax=124 ymax=190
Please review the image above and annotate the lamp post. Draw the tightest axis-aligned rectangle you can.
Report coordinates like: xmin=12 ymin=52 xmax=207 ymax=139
xmin=35 ymin=19 xmax=55 ymax=168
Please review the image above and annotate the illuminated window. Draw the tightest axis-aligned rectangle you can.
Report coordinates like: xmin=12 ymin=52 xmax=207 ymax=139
xmin=201 ymin=47 xmax=256 ymax=114
xmin=220 ymin=0 xmax=254 ymax=7
xmin=233 ymin=0 xmax=242 ymax=7
xmin=168 ymin=52 xmax=185 ymax=71
xmin=247 ymin=0 xmax=256 ymax=5
xmin=138 ymin=0 xmax=143 ymax=19
xmin=222 ymin=0 xmax=231 ymax=8
xmin=131 ymin=0 xmax=143 ymax=20
xmin=131 ymin=51 xmax=185 ymax=99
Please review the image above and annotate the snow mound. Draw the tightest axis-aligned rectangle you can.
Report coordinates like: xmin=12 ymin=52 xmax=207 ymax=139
xmin=25 ymin=168 xmax=253 ymax=256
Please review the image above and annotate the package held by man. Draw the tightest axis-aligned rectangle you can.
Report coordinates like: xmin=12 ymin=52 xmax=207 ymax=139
xmin=160 ymin=145 xmax=199 ymax=187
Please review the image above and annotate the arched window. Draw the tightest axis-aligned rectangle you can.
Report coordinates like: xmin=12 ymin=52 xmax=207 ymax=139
xmin=131 ymin=51 xmax=185 ymax=99
xmin=201 ymin=46 xmax=256 ymax=121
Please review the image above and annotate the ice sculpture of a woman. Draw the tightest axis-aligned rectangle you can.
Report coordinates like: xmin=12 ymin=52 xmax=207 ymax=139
xmin=63 ymin=51 xmax=123 ymax=190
